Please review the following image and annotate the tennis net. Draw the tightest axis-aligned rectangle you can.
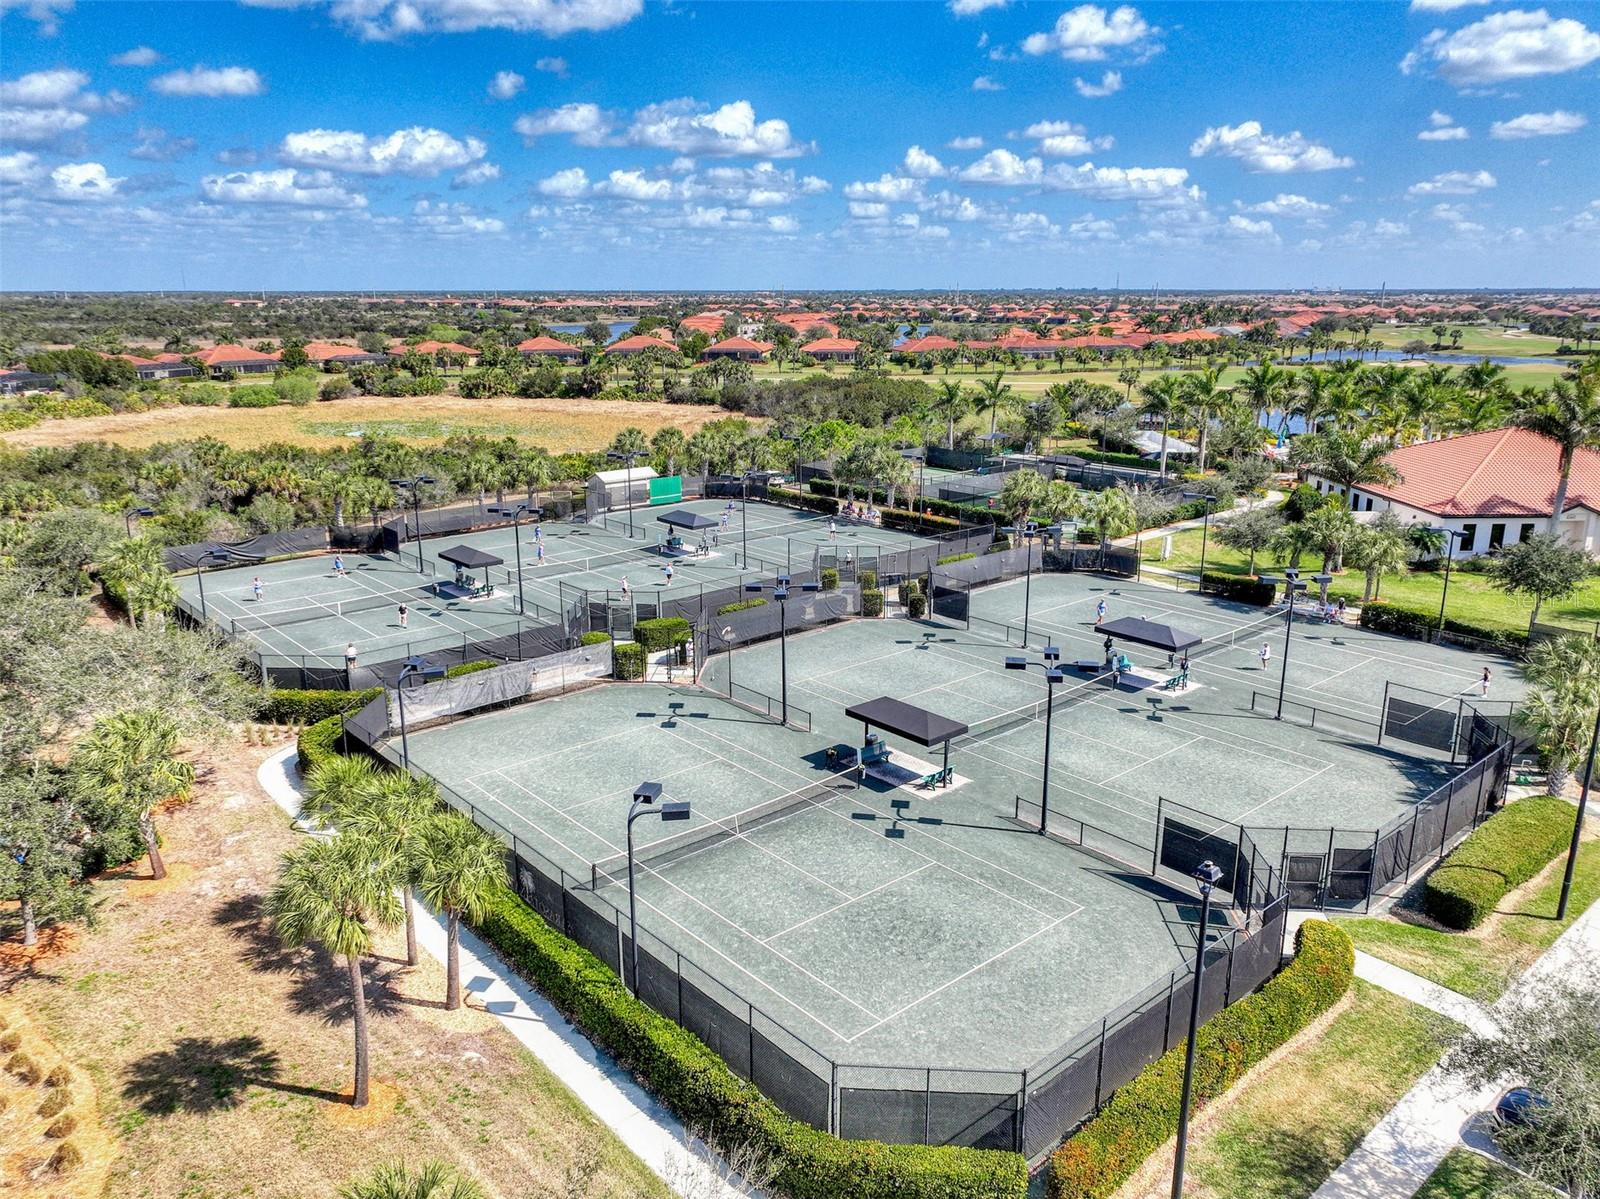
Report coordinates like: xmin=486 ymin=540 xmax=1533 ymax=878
xmin=589 ymin=769 xmax=859 ymax=890
xmin=958 ymin=669 xmax=1114 ymax=745
xmin=227 ymin=588 xmax=432 ymax=633
xmin=537 ymin=546 xmax=646 ymax=578
xmin=1189 ymin=610 xmax=1283 ymax=661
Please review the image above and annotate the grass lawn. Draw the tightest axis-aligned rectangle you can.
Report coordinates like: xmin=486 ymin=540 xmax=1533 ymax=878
xmin=1140 ymin=525 xmax=1600 ymax=636
xmin=1360 ymin=324 xmax=1578 ymax=360
xmin=1416 ymin=1148 xmax=1523 ymax=1198
xmin=0 ymin=734 xmax=669 ymax=1199
xmin=1124 ymin=980 xmax=1457 ymax=1199
xmin=1335 ymin=827 xmax=1598 ymax=1005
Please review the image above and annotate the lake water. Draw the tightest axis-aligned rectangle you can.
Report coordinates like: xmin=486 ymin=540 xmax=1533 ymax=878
xmin=548 ymin=320 xmax=636 ymax=341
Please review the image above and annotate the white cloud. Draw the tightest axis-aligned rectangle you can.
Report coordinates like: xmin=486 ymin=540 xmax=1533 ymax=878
xmin=1374 ymin=218 xmax=1411 ymax=237
xmin=0 ymin=106 xmax=88 ymax=144
xmin=515 ymin=102 xmax=610 ymax=145
xmin=1226 ymin=213 xmax=1277 ymax=239
xmin=767 ymin=214 xmax=799 ymax=233
xmin=1429 ymin=202 xmax=1485 ymax=235
xmin=1410 ymin=0 xmax=1489 ymax=10
xmin=279 ymin=126 xmax=487 ymax=175
xmin=902 ymin=145 xmax=946 ymax=178
xmin=536 ymin=166 xmax=590 ymax=197
xmin=452 ymin=161 xmax=501 ymax=188
xmin=412 ymin=199 xmax=504 ymax=234
xmin=972 ymin=75 xmax=1004 ymax=91
xmin=949 ymin=0 xmax=1008 ymax=13
xmin=1023 ymin=119 xmax=1114 ymax=156
xmin=1418 ymin=125 xmax=1469 ymax=140
xmin=0 ymin=150 xmax=43 ymax=184
xmin=488 ymin=70 xmax=524 ymax=100
xmin=0 ymin=68 xmax=92 ymax=107
xmin=1074 ymin=70 xmax=1123 ymax=98
xmin=111 ymin=46 xmax=161 ymax=67
xmin=50 ymin=161 xmax=123 ymax=201
xmin=130 ymin=125 xmax=197 ymax=161
xmin=625 ymin=99 xmax=809 ymax=158
xmin=597 ymin=168 xmax=675 ymax=200
xmin=1407 ymin=169 xmax=1496 ymax=195
xmin=1490 ymin=110 xmax=1587 ymax=138
xmin=1189 ymin=121 xmax=1353 ymax=172
xmin=201 ymin=167 xmax=366 ymax=208
xmin=1429 ymin=110 xmax=1453 ymax=127
xmin=1021 ymin=4 xmax=1160 ymax=61
xmin=0 ymin=0 xmax=72 ymax=36
xmin=1239 ymin=193 xmax=1331 ymax=217
xmin=215 ymin=146 xmax=258 ymax=165
xmin=1402 ymin=9 xmax=1600 ymax=85
xmin=151 ymin=66 xmax=265 ymax=97
xmin=535 ymin=56 xmax=569 ymax=77
xmin=956 ymin=149 xmax=1194 ymax=201
xmin=293 ymin=0 xmax=642 ymax=40
xmin=849 ymin=200 xmax=889 ymax=218
xmin=0 ymin=68 xmax=128 ymax=145
xmin=947 ymin=135 xmax=985 ymax=150
xmin=843 ymin=173 xmax=924 ymax=202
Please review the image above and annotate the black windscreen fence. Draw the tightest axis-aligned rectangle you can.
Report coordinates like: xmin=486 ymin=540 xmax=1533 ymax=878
xmin=165 ymin=526 xmax=329 ymax=572
xmin=1383 ymin=695 xmax=1459 ymax=754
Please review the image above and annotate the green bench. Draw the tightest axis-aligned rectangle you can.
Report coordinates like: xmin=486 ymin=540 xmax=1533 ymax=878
xmin=918 ymin=766 xmax=954 ymax=790
xmin=1161 ymin=671 xmax=1189 ymax=692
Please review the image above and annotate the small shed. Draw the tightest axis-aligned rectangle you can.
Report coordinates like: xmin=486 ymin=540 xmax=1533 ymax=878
xmin=586 ymin=465 xmax=660 ymax=512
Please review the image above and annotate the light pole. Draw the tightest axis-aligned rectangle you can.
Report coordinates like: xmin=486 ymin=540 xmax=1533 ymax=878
xmin=1172 ymin=860 xmax=1226 ymax=1199
xmin=1181 ymin=492 xmax=1219 ymax=594
xmin=625 ymin=782 xmax=691 ymax=996
xmin=718 ymin=624 xmax=735 ymax=696
xmin=1005 ymin=647 xmax=1066 ymax=833
xmin=396 ymin=655 xmax=446 ymax=769
xmin=487 ymin=503 xmax=531 ymax=614
xmin=388 ymin=475 xmax=436 ymax=572
xmin=1000 ymin=522 xmax=1062 ymax=648
xmin=124 ymin=505 xmax=155 ymax=537
xmin=1258 ymin=571 xmax=1308 ymax=720
xmin=1425 ymin=526 xmax=1466 ymax=644
xmin=742 ymin=573 xmax=820 ymax=726
xmin=193 ymin=548 xmax=230 ymax=623
xmin=607 ymin=449 xmax=646 ymax=538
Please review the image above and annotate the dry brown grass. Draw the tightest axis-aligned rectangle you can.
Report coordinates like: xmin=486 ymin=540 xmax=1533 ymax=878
xmin=0 ymin=738 xmax=670 ymax=1199
xmin=0 ymin=394 xmax=732 ymax=451
xmin=0 ymin=997 xmax=115 ymax=1198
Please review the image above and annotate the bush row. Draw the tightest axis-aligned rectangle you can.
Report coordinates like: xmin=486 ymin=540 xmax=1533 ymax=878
xmin=614 ymin=641 xmax=645 ymax=680
xmin=1359 ymin=598 xmax=1529 ymax=653
xmin=472 ymin=886 xmax=1028 ymax=1199
xmin=716 ymin=597 xmax=768 ymax=616
xmin=819 ymin=567 xmax=839 ymax=591
xmin=862 ymin=589 xmax=884 ymax=617
xmin=1201 ymin=573 xmax=1277 ymax=607
xmin=1048 ymin=920 xmax=1355 ymax=1199
xmin=634 ymin=617 xmax=692 ymax=652
xmin=262 ymin=686 xmax=383 ymax=725
xmin=1423 ymin=796 xmax=1577 ymax=929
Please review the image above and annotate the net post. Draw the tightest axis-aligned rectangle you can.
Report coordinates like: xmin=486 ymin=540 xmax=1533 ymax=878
xmin=1378 ymin=681 xmax=1388 ymax=746
xmin=924 ymin=1069 xmax=932 ymax=1145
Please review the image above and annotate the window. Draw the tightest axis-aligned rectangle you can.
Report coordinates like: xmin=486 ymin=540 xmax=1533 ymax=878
xmin=1489 ymin=523 xmax=1506 ymax=549
xmin=1366 ymin=496 xmax=1375 ymax=511
xmin=1460 ymin=523 xmax=1478 ymax=551
xmin=1520 ymin=523 xmax=1535 ymax=543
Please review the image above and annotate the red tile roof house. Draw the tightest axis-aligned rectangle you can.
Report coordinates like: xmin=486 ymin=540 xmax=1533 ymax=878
xmin=390 ymin=340 xmax=478 ymax=361
xmin=800 ymin=337 xmax=860 ymax=362
xmin=100 ymin=351 xmax=201 ymax=380
xmin=194 ymin=344 xmax=281 ymax=375
xmin=1307 ymin=427 xmax=1600 ymax=558
xmin=516 ymin=335 xmax=584 ymax=362
xmin=604 ymin=331 xmax=682 ymax=357
xmin=700 ymin=336 xmax=772 ymax=363
xmin=303 ymin=342 xmax=389 ymax=368
xmin=895 ymin=334 xmax=964 ymax=355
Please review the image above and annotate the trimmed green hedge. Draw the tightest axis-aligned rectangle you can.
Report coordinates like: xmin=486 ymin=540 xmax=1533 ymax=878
xmin=1360 ymin=599 xmax=1529 ymax=653
xmin=862 ymin=589 xmax=884 ymax=618
xmin=1048 ymin=920 xmax=1355 ymax=1199
xmin=635 ymin=617 xmax=692 ymax=652
xmin=297 ymin=713 xmax=347 ymax=774
xmin=445 ymin=659 xmax=496 ymax=678
xmin=580 ymin=631 xmax=612 ymax=646
xmin=262 ymin=686 xmax=382 ymax=725
xmin=938 ymin=552 xmax=977 ymax=565
xmin=473 ymin=885 xmax=1027 ymax=1199
xmin=820 ymin=567 xmax=839 ymax=591
xmin=717 ymin=597 xmax=768 ymax=615
xmin=859 ymin=568 xmax=878 ymax=591
xmin=614 ymin=640 xmax=645 ymax=680
xmin=1202 ymin=573 xmax=1277 ymax=606
xmin=1423 ymin=796 xmax=1576 ymax=929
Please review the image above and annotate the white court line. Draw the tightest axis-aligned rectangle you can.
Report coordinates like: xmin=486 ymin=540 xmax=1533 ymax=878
xmin=760 ymin=864 xmax=935 ymax=945
xmin=1097 ymin=736 xmax=1201 ymax=785
xmin=1225 ymin=760 xmax=1340 ymax=828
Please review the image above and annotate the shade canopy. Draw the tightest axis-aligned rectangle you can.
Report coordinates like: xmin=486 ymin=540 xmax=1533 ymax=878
xmin=438 ymin=545 xmax=504 ymax=569
xmin=656 ymin=509 xmax=720 ymax=531
xmin=1095 ymin=616 xmax=1204 ymax=654
xmin=844 ymin=696 xmax=970 ymax=747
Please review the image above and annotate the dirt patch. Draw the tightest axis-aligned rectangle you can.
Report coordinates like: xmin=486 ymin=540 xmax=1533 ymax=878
xmin=325 ymin=1077 xmax=402 ymax=1131
xmin=0 ymin=926 xmax=79 ymax=970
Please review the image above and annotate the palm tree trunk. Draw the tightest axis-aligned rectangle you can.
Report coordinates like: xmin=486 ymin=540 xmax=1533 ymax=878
xmin=347 ymin=954 xmax=370 ymax=1107
xmin=947 ymin=419 xmax=955 ymax=450
xmin=141 ymin=813 xmax=166 ymax=881
xmin=1159 ymin=417 xmax=1170 ymax=478
xmin=445 ymin=913 xmax=461 ymax=1011
xmin=403 ymin=890 xmax=417 ymax=967
xmin=1549 ymin=453 xmax=1575 ymax=537
xmin=333 ymin=495 xmax=346 ymax=528
xmin=1197 ymin=420 xmax=1209 ymax=473
xmin=22 ymin=897 xmax=37 ymax=947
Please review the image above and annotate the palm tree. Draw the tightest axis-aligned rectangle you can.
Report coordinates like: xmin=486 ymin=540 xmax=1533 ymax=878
xmin=1462 ymin=358 xmax=1506 ymax=401
xmin=1267 ymin=519 xmax=1323 ymax=571
xmin=415 ymin=812 xmax=505 ymax=1011
xmin=931 ymin=380 xmax=970 ymax=450
xmin=302 ymin=754 xmax=381 ymax=825
xmin=1347 ymin=517 xmax=1411 ymax=602
xmin=340 ymin=1160 xmax=486 ymax=1199
xmin=1181 ymin=366 xmax=1231 ymax=471
xmin=101 ymin=537 xmax=177 ymax=628
xmin=1288 ymin=429 xmax=1402 ymax=495
xmin=1083 ymin=487 xmax=1137 ymax=547
xmin=996 ymin=467 xmax=1048 ymax=532
xmin=339 ymin=773 xmax=438 ymax=968
xmin=1302 ymin=503 xmax=1360 ymax=573
xmin=973 ymin=372 xmax=1014 ymax=441
xmin=1237 ymin=360 xmax=1290 ymax=430
xmin=268 ymin=834 xmax=402 ymax=1108
xmin=72 ymin=710 xmax=194 ymax=881
xmin=1511 ymin=368 xmax=1600 ymax=536
xmin=1137 ymin=374 xmax=1185 ymax=478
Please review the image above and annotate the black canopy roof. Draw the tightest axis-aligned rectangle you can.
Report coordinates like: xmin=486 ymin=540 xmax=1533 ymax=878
xmin=844 ymin=696 xmax=970 ymax=746
xmin=1095 ymin=616 xmax=1204 ymax=654
xmin=656 ymin=509 xmax=720 ymax=531
xmin=438 ymin=545 xmax=504 ymax=569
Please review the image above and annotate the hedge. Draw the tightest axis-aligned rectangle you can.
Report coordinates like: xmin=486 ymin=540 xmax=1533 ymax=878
xmin=445 ymin=659 xmax=496 ymax=679
xmin=862 ymin=589 xmax=884 ymax=618
xmin=768 ymin=486 xmax=838 ymax=516
xmin=634 ymin=617 xmax=692 ymax=652
xmin=472 ymin=885 xmax=1027 ymax=1199
xmin=938 ymin=552 xmax=977 ymax=565
xmin=614 ymin=640 xmax=645 ymax=680
xmin=297 ymin=713 xmax=347 ymax=774
xmin=1201 ymin=573 xmax=1277 ymax=606
xmin=1422 ymin=796 xmax=1577 ymax=929
xmin=819 ymin=567 xmax=839 ymax=591
xmin=717 ymin=597 xmax=768 ymax=616
xmin=580 ymin=631 xmax=612 ymax=646
xmin=1048 ymin=920 xmax=1354 ymax=1199
xmin=262 ymin=686 xmax=382 ymax=725
xmin=859 ymin=569 xmax=878 ymax=591
xmin=1359 ymin=598 xmax=1529 ymax=653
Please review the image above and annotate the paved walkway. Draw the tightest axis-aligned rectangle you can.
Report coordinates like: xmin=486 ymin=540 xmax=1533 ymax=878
xmin=1311 ymin=896 xmax=1600 ymax=1199
xmin=256 ymin=747 xmax=754 ymax=1199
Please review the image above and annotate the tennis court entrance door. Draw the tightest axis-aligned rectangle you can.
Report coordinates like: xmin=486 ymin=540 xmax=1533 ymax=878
xmin=1285 ymin=854 xmax=1326 ymax=908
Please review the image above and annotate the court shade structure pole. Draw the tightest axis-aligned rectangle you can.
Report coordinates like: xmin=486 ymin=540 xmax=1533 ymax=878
xmin=1180 ymin=492 xmax=1219 ymax=594
xmin=608 ymin=449 xmax=646 ymax=538
xmin=193 ymin=548 xmax=231 ymax=622
xmin=1425 ymin=527 xmax=1466 ymax=643
xmin=1172 ymin=860 xmax=1225 ymax=1199
xmin=124 ymin=505 xmax=155 ymax=537
xmin=743 ymin=573 xmax=820 ymax=726
xmin=625 ymin=782 xmax=691 ymax=997
xmin=396 ymin=656 xmax=446 ymax=769
xmin=1005 ymin=646 xmax=1066 ymax=833
xmin=487 ymin=503 xmax=532 ymax=615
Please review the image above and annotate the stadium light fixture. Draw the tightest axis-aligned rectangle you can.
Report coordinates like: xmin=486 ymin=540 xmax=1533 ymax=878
xmin=1173 ymin=860 xmax=1226 ymax=1199
xmin=624 ymin=782 xmax=689 ymax=997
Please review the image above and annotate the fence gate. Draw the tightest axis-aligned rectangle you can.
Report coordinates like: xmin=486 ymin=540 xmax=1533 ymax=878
xmin=1285 ymin=854 xmax=1327 ymax=908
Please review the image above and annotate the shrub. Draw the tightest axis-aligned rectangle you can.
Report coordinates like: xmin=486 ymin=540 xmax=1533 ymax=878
xmin=1201 ymin=573 xmax=1277 ymax=606
xmin=259 ymin=686 xmax=381 ymax=725
xmin=472 ymin=886 xmax=1027 ymax=1199
xmin=0 ymin=1030 xmax=19 ymax=1053
xmin=227 ymin=385 xmax=282 ymax=409
xmin=1423 ymin=796 xmax=1577 ymax=929
xmin=296 ymin=714 xmax=347 ymax=774
xmin=580 ymin=631 xmax=612 ymax=646
xmin=614 ymin=640 xmax=645 ymax=680
xmin=937 ymin=552 xmax=977 ymax=565
xmin=48 ymin=1141 xmax=83 ymax=1174
xmin=819 ymin=567 xmax=839 ymax=591
xmin=859 ymin=568 xmax=878 ymax=591
xmin=862 ymin=589 xmax=884 ymax=618
xmin=1359 ymin=599 xmax=1529 ymax=652
xmin=634 ymin=617 xmax=692 ymax=652
xmin=6 ymin=1052 xmax=40 ymax=1083
xmin=43 ymin=1064 xmax=70 ymax=1088
xmin=444 ymin=659 xmax=495 ymax=678
xmin=1048 ymin=920 xmax=1354 ymax=1199
xmin=37 ymin=1087 xmax=71 ymax=1118
xmin=45 ymin=1113 xmax=76 ymax=1139
xmin=716 ymin=598 xmax=768 ymax=616
xmin=907 ymin=592 xmax=928 ymax=619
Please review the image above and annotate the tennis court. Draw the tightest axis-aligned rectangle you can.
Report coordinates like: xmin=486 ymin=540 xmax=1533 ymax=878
xmin=401 ymin=682 xmax=1201 ymax=1072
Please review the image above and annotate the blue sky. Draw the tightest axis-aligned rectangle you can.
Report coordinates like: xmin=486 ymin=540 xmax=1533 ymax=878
xmin=1 ymin=0 xmax=1596 ymax=291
